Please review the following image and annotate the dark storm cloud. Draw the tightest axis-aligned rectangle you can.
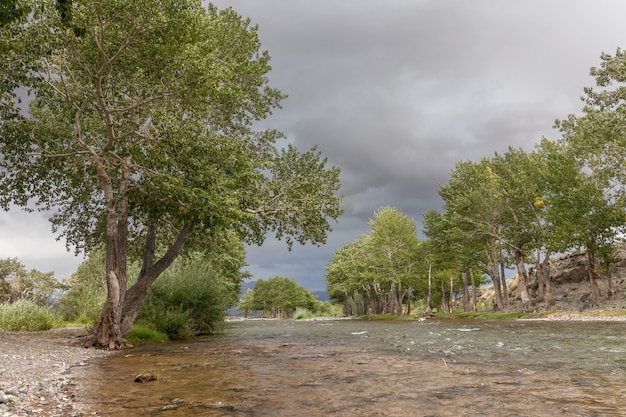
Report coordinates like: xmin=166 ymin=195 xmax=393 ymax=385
xmin=213 ymin=0 xmax=626 ymax=291
xmin=2 ymin=1 xmax=625 ymax=292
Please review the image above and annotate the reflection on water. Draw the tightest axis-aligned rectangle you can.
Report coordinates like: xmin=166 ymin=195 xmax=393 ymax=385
xmin=73 ymin=319 xmax=626 ymax=416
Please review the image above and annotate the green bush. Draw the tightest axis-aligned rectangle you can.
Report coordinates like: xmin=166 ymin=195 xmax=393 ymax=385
xmin=294 ymin=308 xmax=314 ymax=320
xmin=0 ymin=299 xmax=60 ymax=331
xmin=138 ymin=254 xmax=241 ymax=337
xmin=57 ymin=247 xmax=107 ymax=324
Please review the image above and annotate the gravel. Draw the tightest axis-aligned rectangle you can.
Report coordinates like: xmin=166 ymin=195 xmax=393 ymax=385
xmin=0 ymin=329 xmax=113 ymax=417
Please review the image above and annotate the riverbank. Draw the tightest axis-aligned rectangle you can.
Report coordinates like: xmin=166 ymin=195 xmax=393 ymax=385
xmin=1 ymin=312 xmax=625 ymax=416
xmin=0 ymin=328 xmax=112 ymax=417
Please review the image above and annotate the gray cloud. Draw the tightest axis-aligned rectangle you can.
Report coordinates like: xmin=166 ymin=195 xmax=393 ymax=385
xmin=2 ymin=0 xmax=626 ymax=292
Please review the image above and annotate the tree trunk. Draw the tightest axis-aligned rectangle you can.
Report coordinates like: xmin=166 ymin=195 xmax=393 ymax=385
xmin=535 ymin=254 xmax=545 ymax=303
xmin=469 ymin=269 xmax=477 ymax=311
xmin=461 ymin=272 xmax=470 ymax=312
xmin=499 ymin=252 xmax=509 ymax=307
xmin=395 ymin=282 xmax=403 ymax=316
xmin=514 ymin=248 xmax=531 ymax=312
xmin=85 ymin=161 xmax=129 ymax=350
xmin=489 ymin=247 xmax=503 ymax=311
xmin=586 ymin=252 xmax=601 ymax=307
xmin=542 ymin=254 xmax=553 ymax=308
xmin=405 ymin=287 xmax=412 ymax=315
xmin=448 ymin=275 xmax=454 ymax=313
xmin=425 ymin=264 xmax=433 ymax=316
xmin=439 ymin=280 xmax=449 ymax=313
xmin=88 ymin=220 xmax=128 ymax=349
xmin=120 ymin=224 xmax=189 ymax=335
xmin=607 ymin=270 xmax=616 ymax=303
xmin=497 ymin=241 xmax=510 ymax=309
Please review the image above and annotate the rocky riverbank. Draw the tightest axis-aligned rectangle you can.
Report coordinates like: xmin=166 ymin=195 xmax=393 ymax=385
xmin=0 ymin=329 xmax=112 ymax=417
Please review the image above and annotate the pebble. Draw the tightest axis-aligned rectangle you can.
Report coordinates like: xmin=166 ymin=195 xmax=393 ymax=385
xmin=0 ymin=330 xmax=113 ymax=416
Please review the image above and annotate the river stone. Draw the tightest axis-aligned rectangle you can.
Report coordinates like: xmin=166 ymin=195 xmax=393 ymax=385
xmin=134 ymin=372 xmax=158 ymax=382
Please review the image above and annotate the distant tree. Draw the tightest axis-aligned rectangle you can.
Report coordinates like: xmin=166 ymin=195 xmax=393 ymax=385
xmin=58 ymin=247 xmax=108 ymax=323
xmin=0 ymin=0 xmax=342 ymax=349
xmin=326 ymin=207 xmax=421 ymax=316
xmin=237 ymin=288 xmax=256 ymax=318
xmin=436 ymin=160 xmax=509 ymax=310
xmin=252 ymin=276 xmax=316 ymax=318
xmin=325 ymin=234 xmax=370 ymax=310
xmin=365 ymin=207 xmax=421 ymax=315
xmin=0 ymin=258 xmax=64 ymax=305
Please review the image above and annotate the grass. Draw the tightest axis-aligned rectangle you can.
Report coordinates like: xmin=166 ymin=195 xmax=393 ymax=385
xmin=0 ymin=299 xmax=62 ymax=331
xmin=126 ymin=323 xmax=169 ymax=345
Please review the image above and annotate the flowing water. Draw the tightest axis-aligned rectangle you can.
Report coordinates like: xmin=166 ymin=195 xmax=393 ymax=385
xmin=72 ymin=318 xmax=626 ymax=416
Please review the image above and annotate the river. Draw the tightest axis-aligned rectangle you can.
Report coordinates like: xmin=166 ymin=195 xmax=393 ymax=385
xmin=72 ymin=318 xmax=626 ymax=416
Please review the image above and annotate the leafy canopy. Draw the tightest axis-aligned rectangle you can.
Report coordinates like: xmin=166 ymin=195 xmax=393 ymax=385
xmin=0 ymin=0 xmax=342 ymax=256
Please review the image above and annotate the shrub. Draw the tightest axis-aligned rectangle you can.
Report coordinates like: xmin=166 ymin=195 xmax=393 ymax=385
xmin=294 ymin=308 xmax=314 ymax=320
xmin=138 ymin=254 xmax=241 ymax=337
xmin=57 ymin=247 xmax=107 ymax=324
xmin=0 ymin=299 xmax=60 ymax=331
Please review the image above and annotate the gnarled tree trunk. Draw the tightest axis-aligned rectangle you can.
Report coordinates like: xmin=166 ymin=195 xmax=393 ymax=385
xmin=120 ymin=224 xmax=189 ymax=336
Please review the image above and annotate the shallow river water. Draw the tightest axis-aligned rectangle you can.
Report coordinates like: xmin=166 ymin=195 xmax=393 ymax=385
xmin=73 ymin=318 xmax=626 ymax=416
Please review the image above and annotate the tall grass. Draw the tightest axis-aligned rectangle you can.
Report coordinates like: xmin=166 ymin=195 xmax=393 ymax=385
xmin=0 ymin=299 xmax=61 ymax=331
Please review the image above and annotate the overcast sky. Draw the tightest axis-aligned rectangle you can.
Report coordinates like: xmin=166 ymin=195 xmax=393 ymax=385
xmin=1 ymin=1 xmax=625 ymax=292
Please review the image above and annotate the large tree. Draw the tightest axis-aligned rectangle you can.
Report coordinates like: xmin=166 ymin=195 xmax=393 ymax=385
xmin=0 ymin=1 xmax=342 ymax=349
xmin=555 ymin=49 xmax=626 ymax=306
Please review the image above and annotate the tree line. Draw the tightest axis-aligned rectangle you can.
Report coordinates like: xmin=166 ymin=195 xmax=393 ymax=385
xmin=327 ymin=48 xmax=626 ymax=315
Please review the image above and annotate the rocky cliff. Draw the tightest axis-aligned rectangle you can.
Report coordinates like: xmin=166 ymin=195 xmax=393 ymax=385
xmin=481 ymin=243 xmax=626 ymax=311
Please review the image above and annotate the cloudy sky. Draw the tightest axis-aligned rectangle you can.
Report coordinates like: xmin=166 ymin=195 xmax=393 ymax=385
xmin=2 ymin=1 xmax=625 ymax=292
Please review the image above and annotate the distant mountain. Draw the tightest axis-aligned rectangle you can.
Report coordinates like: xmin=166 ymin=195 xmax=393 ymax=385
xmin=240 ymin=280 xmax=256 ymax=295
xmin=313 ymin=291 xmax=329 ymax=302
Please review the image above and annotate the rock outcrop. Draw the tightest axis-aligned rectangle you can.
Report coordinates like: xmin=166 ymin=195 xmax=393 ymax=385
xmin=480 ymin=243 xmax=626 ymax=311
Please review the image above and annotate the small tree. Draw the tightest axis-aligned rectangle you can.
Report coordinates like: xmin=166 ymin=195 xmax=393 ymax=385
xmin=237 ymin=288 xmax=256 ymax=318
xmin=58 ymin=247 xmax=108 ymax=323
xmin=252 ymin=277 xmax=315 ymax=318
xmin=0 ymin=258 xmax=64 ymax=306
xmin=326 ymin=207 xmax=421 ymax=316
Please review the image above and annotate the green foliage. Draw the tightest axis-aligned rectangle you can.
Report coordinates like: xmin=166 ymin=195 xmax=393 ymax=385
xmin=237 ymin=288 xmax=256 ymax=317
xmin=0 ymin=0 xmax=342 ymax=261
xmin=0 ymin=299 xmax=60 ymax=331
xmin=293 ymin=308 xmax=315 ymax=320
xmin=0 ymin=258 xmax=64 ymax=306
xmin=0 ymin=0 xmax=342 ymax=345
xmin=138 ymin=252 xmax=243 ymax=337
xmin=366 ymin=207 xmax=421 ymax=288
xmin=326 ymin=207 xmax=422 ymax=315
xmin=57 ymin=247 xmax=107 ymax=324
xmin=251 ymin=277 xmax=317 ymax=318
